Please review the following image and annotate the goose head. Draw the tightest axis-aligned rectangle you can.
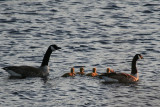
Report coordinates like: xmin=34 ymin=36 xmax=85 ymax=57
xmin=134 ymin=54 xmax=143 ymax=61
xmin=50 ymin=44 xmax=61 ymax=51
xmin=137 ymin=54 xmax=143 ymax=59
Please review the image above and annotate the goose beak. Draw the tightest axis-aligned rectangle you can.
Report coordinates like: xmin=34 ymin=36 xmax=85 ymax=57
xmin=57 ymin=47 xmax=61 ymax=50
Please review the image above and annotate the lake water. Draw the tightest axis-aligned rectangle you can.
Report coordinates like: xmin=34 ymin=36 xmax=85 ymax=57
xmin=0 ymin=0 xmax=160 ymax=107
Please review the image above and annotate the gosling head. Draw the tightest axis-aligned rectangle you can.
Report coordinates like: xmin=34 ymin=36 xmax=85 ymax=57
xmin=80 ymin=67 xmax=84 ymax=73
xmin=107 ymin=68 xmax=111 ymax=73
xmin=92 ymin=68 xmax=96 ymax=73
xmin=71 ymin=68 xmax=75 ymax=73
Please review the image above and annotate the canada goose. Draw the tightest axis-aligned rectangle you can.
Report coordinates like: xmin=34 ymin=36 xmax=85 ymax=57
xmin=76 ymin=67 xmax=85 ymax=75
xmin=61 ymin=67 xmax=76 ymax=77
xmin=2 ymin=44 xmax=61 ymax=78
xmin=99 ymin=54 xmax=143 ymax=83
xmin=86 ymin=68 xmax=98 ymax=77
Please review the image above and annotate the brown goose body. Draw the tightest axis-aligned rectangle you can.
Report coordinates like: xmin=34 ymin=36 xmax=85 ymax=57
xmin=99 ymin=54 xmax=143 ymax=83
xmin=100 ymin=72 xmax=138 ymax=83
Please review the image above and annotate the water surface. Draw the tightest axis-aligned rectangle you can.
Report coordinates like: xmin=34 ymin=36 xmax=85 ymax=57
xmin=0 ymin=0 xmax=160 ymax=106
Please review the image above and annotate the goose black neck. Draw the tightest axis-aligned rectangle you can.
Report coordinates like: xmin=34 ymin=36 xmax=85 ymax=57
xmin=41 ymin=47 xmax=52 ymax=67
xmin=131 ymin=56 xmax=138 ymax=75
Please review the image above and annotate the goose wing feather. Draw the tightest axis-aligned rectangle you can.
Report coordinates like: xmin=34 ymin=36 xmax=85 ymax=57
xmin=3 ymin=66 xmax=42 ymax=77
xmin=99 ymin=72 xmax=138 ymax=82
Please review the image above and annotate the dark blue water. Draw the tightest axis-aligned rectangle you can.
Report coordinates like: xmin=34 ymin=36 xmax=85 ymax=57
xmin=0 ymin=0 xmax=160 ymax=106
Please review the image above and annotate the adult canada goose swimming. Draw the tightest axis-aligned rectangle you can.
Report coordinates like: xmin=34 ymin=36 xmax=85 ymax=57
xmin=99 ymin=54 xmax=143 ymax=83
xmin=86 ymin=68 xmax=98 ymax=77
xmin=61 ymin=67 xmax=76 ymax=77
xmin=2 ymin=44 xmax=61 ymax=78
xmin=76 ymin=67 xmax=85 ymax=75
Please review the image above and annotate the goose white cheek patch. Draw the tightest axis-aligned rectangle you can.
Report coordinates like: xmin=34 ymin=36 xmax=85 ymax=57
xmin=51 ymin=46 xmax=56 ymax=51
xmin=138 ymin=55 xmax=141 ymax=59
xmin=138 ymin=55 xmax=143 ymax=59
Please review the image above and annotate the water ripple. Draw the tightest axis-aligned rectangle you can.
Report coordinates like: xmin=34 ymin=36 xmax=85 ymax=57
xmin=0 ymin=0 xmax=160 ymax=107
